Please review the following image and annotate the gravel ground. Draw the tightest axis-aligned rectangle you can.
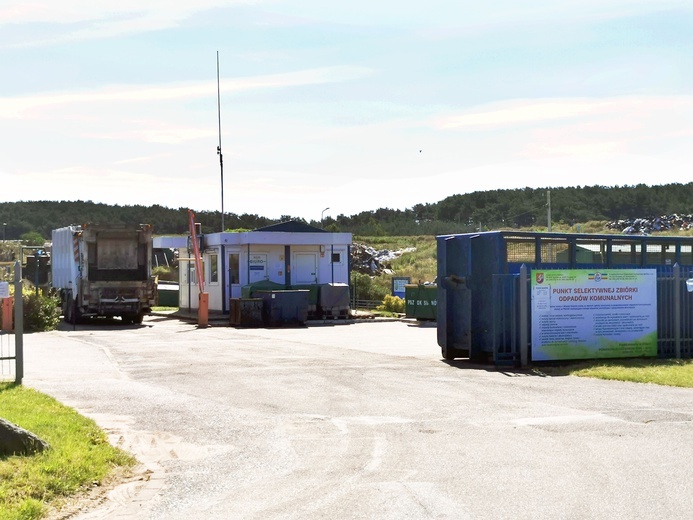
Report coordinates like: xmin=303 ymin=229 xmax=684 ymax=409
xmin=20 ymin=316 xmax=693 ymax=520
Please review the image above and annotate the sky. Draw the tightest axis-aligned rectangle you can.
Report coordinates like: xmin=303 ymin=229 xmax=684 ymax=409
xmin=1 ymin=1 xmax=692 ymax=222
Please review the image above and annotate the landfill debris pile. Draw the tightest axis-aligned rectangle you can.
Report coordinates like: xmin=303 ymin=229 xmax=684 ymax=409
xmin=350 ymin=242 xmax=417 ymax=275
xmin=605 ymin=215 xmax=693 ymax=234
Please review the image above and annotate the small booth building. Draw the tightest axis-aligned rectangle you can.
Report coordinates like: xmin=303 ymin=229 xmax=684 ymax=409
xmin=154 ymin=221 xmax=352 ymax=321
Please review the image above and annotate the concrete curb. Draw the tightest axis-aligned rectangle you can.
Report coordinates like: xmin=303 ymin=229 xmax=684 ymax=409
xmin=149 ymin=310 xmax=415 ymax=327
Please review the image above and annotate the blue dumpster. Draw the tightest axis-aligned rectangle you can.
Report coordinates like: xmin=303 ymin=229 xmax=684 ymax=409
xmin=437 ymin=230 xmax=693 ymax=365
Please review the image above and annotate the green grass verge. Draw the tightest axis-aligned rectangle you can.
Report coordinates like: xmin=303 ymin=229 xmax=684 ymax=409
xmin=0 ymin=383 xmax=135 ymax=520
xmin=535 ymin=358 xmax=693 ymax=388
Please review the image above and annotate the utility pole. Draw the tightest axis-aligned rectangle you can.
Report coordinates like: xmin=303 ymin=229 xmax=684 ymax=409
xmin=217 ymin=51 xmax=225 ymax=232
xmin=547 ymin=189 xmax=552 ymax=232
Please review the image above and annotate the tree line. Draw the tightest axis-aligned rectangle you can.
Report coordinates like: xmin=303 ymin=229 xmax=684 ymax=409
xmin=2 ymin=183 xmax=693 ymax=241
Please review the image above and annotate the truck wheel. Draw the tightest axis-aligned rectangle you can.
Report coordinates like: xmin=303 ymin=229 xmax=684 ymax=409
xmin=65 ymin=294 xmax=78 ymax=325
xmin=133 ymin=313 xmax=144 ymax=325
xmin=63 ymin=300 xmax=72 ymax=323
xmin=441 ymin=345 xmax=458 ymax=361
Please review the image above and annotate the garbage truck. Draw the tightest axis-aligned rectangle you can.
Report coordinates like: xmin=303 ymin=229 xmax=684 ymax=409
xmin=51 ymin=223 xmax=156 ymax=324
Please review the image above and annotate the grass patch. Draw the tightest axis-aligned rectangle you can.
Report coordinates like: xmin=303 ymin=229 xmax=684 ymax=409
xmin=0 ymin=383 xmax=135 ymax=519
xmin=535 ymin=358 xmax=693 ymax=388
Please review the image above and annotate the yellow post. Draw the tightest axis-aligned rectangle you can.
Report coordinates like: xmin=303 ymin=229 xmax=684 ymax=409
xmin=198 ymin=292 xmax=209 ymax=328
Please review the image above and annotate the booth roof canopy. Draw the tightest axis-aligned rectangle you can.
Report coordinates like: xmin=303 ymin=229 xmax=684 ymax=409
xmin=153 ymin=221 xmax=350 ymax=249
xmin=254 ymin=221 xmax=327 ymax=233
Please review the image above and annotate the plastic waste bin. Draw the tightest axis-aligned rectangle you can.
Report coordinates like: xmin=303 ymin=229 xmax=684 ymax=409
xmin=252 ymin=290 xmax=309 ymax=326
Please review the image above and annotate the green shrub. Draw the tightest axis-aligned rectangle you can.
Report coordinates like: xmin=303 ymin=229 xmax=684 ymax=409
xmin=352 ymin=272 xmax=388 ymax=301
xmin=152 ymin=265 xmax=178 ymax=282
xmin=21 ymin=289 xmax=61 ymax=332
xmin=0 ymin=285 xmax=61 ymax=332
xmin=19 ymin=231 xmax=45 ymax=246
xmin=378 ymin=294 xmax=405 ymax=313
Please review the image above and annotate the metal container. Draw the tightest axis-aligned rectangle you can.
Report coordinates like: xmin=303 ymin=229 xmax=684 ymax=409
xmin=289 ymin=284 xmax=319 ymax=318
xmin=404 ymin=284 xmax=437 ymax=321
xmin=252 ymin=290 xmax=309 ymax=326
xmin=157 ymin=283 xmax=179 ymax=307
xmin=437 ymin=230 xmax=693 ymax=365
xmin=229 ymin=298 xmax=264 ymax=327
xmin=241 ymin=280 xmax=285 ymax=298
xmin=318 ymin=283 xmax=350 ymax=319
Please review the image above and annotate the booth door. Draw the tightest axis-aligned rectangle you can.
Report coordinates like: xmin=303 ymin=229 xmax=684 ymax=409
xmin=228 ymin=253 xmax=241 ymax=298
xmin=292 ymin=253 xmax=317 ymax=285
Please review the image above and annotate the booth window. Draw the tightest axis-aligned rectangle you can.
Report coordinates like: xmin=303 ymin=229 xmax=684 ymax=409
xmin=209 ymin=254 xmax=218 ymax=283
xmin=332 ymin=252 xmax=342 ymax=263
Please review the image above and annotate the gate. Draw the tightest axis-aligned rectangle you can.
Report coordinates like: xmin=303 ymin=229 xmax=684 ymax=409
xmin=0 ymin=261 xmax=24 ymax=384
xmin=656 ymin=264 xmax=693 ymax=359
xmin=491 ymin=272 xmax=525 ymax=366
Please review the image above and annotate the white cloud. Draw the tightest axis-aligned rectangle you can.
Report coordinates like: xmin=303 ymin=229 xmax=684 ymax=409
xmin=3 ymin=0 xmax=689 ymax=49
xmin=438 ymin=96 xmax=693 ymax=130
xmin=246 ymin=0 xmax=691 ymax=28
xmin=89 ymin=124 xmax=217 ymax=145
xmin=0 ymin=66 xmax=373 ymax=119
xmin=0 ymin=0 xmax=235 ymax=24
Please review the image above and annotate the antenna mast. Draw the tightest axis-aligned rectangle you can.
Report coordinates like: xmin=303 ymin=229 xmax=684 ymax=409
xmin=216 ymin=51 xmax=224 ymax=232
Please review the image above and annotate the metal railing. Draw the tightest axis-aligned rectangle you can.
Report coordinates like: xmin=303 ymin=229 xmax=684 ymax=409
xmin=352 ymin=299 xmax=381 ymax=310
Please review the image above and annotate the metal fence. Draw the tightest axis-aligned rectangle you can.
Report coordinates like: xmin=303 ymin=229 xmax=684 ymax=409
xmin=352 ymin=299 xmax=381 ymax=310
xmin=0 ymin=262 xmax=24 ymax=384
xmin=0 ymin=331 xmax=17 ymax=383
xmin=491 ymin=264 xmax=693 ymax=366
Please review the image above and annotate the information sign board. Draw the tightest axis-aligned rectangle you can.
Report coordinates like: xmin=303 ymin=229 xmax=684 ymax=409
xmin=392 ymin=277 xmax=410 ymax=299
xmin=531 ymin=269 xmax=657 ymax=360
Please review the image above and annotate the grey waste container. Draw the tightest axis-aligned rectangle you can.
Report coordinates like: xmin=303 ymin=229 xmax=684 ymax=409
xmin=229 ymin=298 xmax=264 ymax=327
xmin=318 ymin=283 xmax=350 ymax=319
xmin=252 ymin=290 xmax=309 ymax=326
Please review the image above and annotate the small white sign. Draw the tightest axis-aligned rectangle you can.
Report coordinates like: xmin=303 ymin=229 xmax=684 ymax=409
xmin=0 ymin=282 xmax=9 ymax=299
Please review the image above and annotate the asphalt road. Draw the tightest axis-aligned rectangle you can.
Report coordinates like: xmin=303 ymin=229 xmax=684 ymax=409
xmin=22 ymin=316 xmax=693 ymax=520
